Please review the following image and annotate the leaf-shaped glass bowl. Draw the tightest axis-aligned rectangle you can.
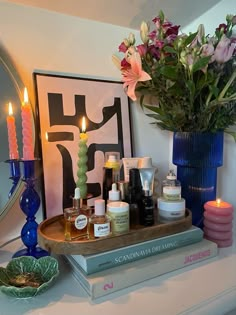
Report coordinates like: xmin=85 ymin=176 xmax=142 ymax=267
xmin=0 ymin=256 xmax=59 ymax=298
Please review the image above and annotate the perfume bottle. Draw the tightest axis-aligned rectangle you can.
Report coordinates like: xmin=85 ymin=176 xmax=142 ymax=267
xmin=64 ymin=187 xmax=89 ymax=241
xmin=162 ymin=169 xmax=181 ymax=201
xmin=89 ymin=199 xmax=111 ymax=239
xmin=140 ymin=180 xmax=154 ymax=226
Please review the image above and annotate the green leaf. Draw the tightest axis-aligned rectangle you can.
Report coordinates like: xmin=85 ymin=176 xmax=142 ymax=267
xmin=159 ymin=10 xmax=165 ymax=23
xmin=186 ymin=80 xmax=195 ymax=97
xmin=192 ymin=56 xmax=211 ymax=73
xmin=159 ymin=65 xmax=178 ymax=80
xmin=209 ymin=85 xmax=219 ymax=98
xmin=163 ymin=46 xmax=177 ymax=54
xmin=144 ymin=105 xmax=163 ymax=114
xmin=184 ymin=32 xmax=198 ymax=46
xmin=225 ymin=130 xmax=236 ymax=142
xmin=139 ymin=94 xmax=145 ymax=109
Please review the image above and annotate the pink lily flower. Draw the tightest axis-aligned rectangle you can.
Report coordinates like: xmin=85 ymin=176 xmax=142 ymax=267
xmin=122 ymin=52 xmax=152 ymax=101
xmin=201 ymin=43 xmax=215 ymax=63
xmin=214 ymin=34 xmax=235 ymax=63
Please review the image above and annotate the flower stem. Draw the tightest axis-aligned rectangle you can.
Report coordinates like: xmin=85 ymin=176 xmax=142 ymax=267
xmin=206 ymin=75 xmax=220 ymax=106
xmin=218 ymin=70 xmax=236 ymax=100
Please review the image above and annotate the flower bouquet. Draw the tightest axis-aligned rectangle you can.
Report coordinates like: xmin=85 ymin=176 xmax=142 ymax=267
xmin=113 ymin=11 xmax=236 ymax=228
xmin=113 ymin=11 xmax=236 ymax=136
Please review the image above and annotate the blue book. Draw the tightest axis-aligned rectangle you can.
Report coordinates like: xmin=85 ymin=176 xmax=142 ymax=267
xmin=68 ymin=225 xmax=203 ymax=274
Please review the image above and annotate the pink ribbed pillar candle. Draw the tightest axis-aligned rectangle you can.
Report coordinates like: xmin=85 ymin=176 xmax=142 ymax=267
xmin=203 ymin=199 xmax=234 ymax=248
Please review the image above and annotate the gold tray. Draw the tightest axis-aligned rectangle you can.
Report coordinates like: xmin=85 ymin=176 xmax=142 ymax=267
xmin=37 ymin=209 xmax=192 ymax=255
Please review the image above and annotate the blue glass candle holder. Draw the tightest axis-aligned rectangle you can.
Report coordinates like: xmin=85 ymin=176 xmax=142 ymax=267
xmin=12 ymin=160 xmax=49 ymax=259
xmin=6 ymin=159 xmax=21 ymax=198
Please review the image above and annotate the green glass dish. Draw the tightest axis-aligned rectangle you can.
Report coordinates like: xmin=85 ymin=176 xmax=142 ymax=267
xmin=0 ymin=256 xmax=59 ymax=298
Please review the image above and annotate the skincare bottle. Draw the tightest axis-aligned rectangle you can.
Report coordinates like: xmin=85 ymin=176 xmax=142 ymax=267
xmin=140 ymin=180 xmax=154 ymax=226
xmin=125 ymin=168 xmax=143 ymax=227
xmin=102 ymin=167 xmax=113 ymax=204
xmin=122 ymin=157 xmax=140 ymax=182
xmin=162 ymin=170 xmax=181 ymax=201
xmin=117 ymin=180 xmax=129 ymax=201
xmin=107 ymin=183 xmax=120 ymax=204
xmin=89 ymin=199 xmax=111 ymax=239
xmin=64 ymin=187 xmax=89 ymax=241
xmin=105 ymin=152 xmax=120 ymax=183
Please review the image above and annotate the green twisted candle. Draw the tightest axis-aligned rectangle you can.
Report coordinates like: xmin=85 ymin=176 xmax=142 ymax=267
xmin=77 ymin=117 xmax=88 ymax=199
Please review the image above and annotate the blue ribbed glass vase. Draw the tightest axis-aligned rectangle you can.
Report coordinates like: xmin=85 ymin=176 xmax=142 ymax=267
xmin=172 ymin=132 xmax=224 ymax=228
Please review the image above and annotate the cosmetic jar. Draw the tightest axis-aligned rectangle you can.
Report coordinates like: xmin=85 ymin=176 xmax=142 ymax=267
xmin=157 ymin=197 xmax=185 ymax=222
xmin=107 ymin=201 xmax=129 ymax=235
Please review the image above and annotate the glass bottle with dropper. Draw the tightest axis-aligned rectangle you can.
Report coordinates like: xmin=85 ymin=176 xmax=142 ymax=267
xmin=107 ymin=183 xmax=121 ymax=204
xmin=64 ymin=187 xmax=89 ymax=241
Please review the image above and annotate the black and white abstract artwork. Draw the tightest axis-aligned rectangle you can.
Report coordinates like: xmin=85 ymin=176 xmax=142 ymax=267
xmin=34 ymin=73 xmax=132 ymax=218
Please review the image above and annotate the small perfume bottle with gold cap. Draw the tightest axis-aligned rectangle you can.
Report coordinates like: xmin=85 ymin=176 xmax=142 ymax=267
xmin=64 ymin=187 xmax=89 ymax=241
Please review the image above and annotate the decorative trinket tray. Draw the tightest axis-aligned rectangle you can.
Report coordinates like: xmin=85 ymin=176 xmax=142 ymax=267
xmin=38 ymin=209 xmax=192 ymax=255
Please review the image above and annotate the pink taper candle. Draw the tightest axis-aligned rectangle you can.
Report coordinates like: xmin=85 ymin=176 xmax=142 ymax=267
xmin=7 ymin=102 xmax=19 ymax=160
xmin=21 ymin=87 xmax=34 ymax=160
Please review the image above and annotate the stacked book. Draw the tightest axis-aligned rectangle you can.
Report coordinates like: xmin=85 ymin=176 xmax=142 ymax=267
xmin=64 ymin=226 xmax=218 ymax=299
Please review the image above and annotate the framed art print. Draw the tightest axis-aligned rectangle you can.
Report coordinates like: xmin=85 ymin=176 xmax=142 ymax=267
xmin=34 ymin=73 xmax=132 ymax=218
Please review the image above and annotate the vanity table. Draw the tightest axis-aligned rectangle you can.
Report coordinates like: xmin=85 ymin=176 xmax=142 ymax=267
xmin=1 ymin=236 xmax=236 ymax=315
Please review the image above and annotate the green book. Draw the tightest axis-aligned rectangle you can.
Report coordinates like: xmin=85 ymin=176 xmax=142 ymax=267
xmin=66 ymin=238 xmax=218 ymax=299
xmin=67 ymin=225 xmax=203 ymax=274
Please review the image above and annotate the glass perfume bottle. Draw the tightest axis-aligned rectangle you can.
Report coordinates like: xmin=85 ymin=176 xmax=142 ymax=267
xmin=89 ymin=199 xmax=111 ymax=239
xmin=64 ymin=187 xmax=90 ymax=241
xmin=162 ymin=169 xmax=181 ymax=201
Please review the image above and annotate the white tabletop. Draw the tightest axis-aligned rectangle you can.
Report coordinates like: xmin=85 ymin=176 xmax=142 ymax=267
xmin=1 ymin=237 xmax=236 ymax=315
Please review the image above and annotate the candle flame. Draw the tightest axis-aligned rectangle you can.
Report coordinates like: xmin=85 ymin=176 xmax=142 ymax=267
xmin=24 ymin=87 xmax=29 ymax=103
xmin=8 ymin=102 xmax=13 ymax=116
xmin=216 ymin=198 xmax=221 ymax=206
xmin=45 ymin=132 xmax=48 ymax=141
xmin=81 ymin=116 xmax=86 ymax=133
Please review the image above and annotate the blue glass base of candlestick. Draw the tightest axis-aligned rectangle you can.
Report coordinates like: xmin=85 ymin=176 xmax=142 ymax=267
xmin=6 ymin=159 xmax=21 ymax=198
xmin=12 ymin=159 xmax=49 ymax=259
xmin=12 ymin=247 xmax=49 ymax=259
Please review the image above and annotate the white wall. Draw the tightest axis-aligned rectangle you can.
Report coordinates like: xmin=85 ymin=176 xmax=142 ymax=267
xmin=0 ymin=1 xmax=169 ymax=241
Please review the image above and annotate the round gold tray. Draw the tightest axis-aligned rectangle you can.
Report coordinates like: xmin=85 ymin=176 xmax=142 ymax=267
xmin=37 ymin=209 xmax=192 ymax=255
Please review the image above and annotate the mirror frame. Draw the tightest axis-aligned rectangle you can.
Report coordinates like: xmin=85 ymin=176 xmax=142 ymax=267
xmin=0 ymin=45 xmax=25 ymax=221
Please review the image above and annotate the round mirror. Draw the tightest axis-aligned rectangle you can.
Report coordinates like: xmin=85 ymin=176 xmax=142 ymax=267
xmin=0 ymin=45 xmax=25 ymax=219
